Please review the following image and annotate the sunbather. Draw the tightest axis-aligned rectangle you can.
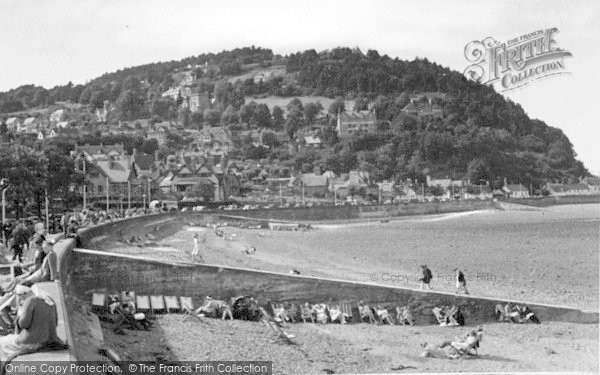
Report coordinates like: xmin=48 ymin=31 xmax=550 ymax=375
xmin=312 ymin=304 xmax=328 ymax=324
xmin=328 ymin=304 xmax=346 ymax=324
xmin=396 ymin=306 xmax=415 ymax=326
xmin=300 ymin=303 xmax=314 ymax=323
xmin=376 ymin=305 xmax=394 ymax=325
xmin=358 ymin=301 xmax=377 ymax=324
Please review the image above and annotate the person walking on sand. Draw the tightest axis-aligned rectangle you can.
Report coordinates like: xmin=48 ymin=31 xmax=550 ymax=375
xmin=455 ymin=268 xmax=469 ymax=295
xmin=419 ymin=265 xmax=433 ymax=290
xmin=191 ymin=234 xmax=203 ymax=263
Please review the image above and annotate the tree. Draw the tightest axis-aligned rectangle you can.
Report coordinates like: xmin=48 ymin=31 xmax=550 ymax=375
xmin=261 ymin=131 xmax=279 ymax=148
xmin=78 ymin=87 xmax=93 ymax=104
xmin=221 ymin=105 xmax=239 ymax=124
xmin=178 ymin=107 xmax=191 ymax=128
xmin=203 ymin=109 xmax=221 ymax=126
xmin=328 ymin=97 xmax=345 ymax=114
xmin=254 ymin=104 xmax=272 ymax=128
xmin=0 ymin=145 xmax=48 ymax=218
xmin=272 ymin=106 xmax=284 ymax=129
xmin=286 ymin=98 xmax=303 ymax=113
xmin=89 ymin=91 xmax=106 ymax=109
xmin=303 ymin=102 xmax=322 ymax=123
xmin=116 ymin=89 xmax=142 ymax=120
xmin=239 ymin=102 xmax=257 ymax=124
xmin=466 ymin=158 xmax=490 ymax=184
xmin=141 ymin=139 xmax=159 ymax=154
xmin=191 ymin=111 xmax=204 ymax=127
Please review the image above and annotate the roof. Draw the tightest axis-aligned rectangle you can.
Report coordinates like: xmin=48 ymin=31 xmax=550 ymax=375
xmin=304 ymin=136 xmax=321 ymax=144
xmin=159 ymin=175 xmax=174 ymax=187
xmin=93 ymin=159 xmax=134 ymax=183
xmin=428 ymin=178 xmax=452 ymax=187
xmin=300 ymin=173 xmax=329 ymax=187
xmin=77 ymin=144 xmax=125 ymax=158
xmin=6 ymin=117 xmax=20 ymax=125
xmin=547 ymin=183 xmax=590 ymax=193
xmin=582 ymin=177 xmax=600 ymax=186
xmin=339 ymin=110 xmax=376 ymax=122
xmin=58 ymin=128 xmax=79 ymax=136
xmin=24 ymin=117 xmax=37 ymax=125
xmin=199 ymin=127 xmax=231 ymax=143
xmin=503 ymin=184 xmax=528 ymax=192
xmin=172 ymin=176 xmax=217 ymax=186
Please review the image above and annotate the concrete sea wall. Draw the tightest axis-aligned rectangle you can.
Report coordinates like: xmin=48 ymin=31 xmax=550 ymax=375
xmin=47 ymin=202 xmax=598 ymax=362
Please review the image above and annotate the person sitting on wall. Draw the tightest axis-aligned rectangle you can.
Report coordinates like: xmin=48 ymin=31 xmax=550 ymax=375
xmin=2 ymin=241 xmax=57 ymax=294
xmin=0 ymin=284 xmax=60 ymax=362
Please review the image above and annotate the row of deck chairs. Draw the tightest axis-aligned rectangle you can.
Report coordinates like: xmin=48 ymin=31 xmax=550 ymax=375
xmin=91 ymin=292 xmax=196 ymax=316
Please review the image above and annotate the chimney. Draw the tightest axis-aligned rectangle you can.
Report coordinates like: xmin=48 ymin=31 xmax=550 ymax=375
xmin=154 ymin=150 xmax=159 ymax=162
xmin=504 ymin=177 xmax=508 ymax=186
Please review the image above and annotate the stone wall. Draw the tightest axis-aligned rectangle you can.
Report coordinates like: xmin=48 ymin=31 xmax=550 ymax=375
xmin=67 ymin=248 xmax=598 ymax=325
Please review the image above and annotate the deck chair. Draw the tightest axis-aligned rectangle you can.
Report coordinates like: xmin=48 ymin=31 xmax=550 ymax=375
xmin=136 ymin=295 xmax=151 ymax=312
xmin=91 ymin=293 xmax=106 ymax=312
xmin=259 ymin=306 xmax=295 ymax=343
xmin=341 ymin=303 xmax=354 ymax=322
xmin=0 ymin=293 xmax=16 ymax=312
xmin=165 ymin=296 xmax=180 ymax=313
xmin=271 ymin=303 xmax=288 ymax=323
xmin=150 ymin=296 xmax=166 ymax=314
xmin=181 ymin=297 xmax=198 ymax=320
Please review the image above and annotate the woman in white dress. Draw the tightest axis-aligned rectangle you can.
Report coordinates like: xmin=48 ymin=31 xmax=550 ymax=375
xmin=191 ymin=234 xmax=203 ymax=263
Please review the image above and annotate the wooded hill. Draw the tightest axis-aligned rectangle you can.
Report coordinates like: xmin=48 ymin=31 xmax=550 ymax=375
xmin=0 ymin=46 xmax=588 ymax=187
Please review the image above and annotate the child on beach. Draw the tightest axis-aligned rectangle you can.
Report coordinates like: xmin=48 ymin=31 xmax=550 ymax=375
xmin=191 ymin=234 xmax=204 ymax=263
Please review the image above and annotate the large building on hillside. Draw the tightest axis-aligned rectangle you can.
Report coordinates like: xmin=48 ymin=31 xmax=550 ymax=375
xmin=336 ymin=110 xmax=376 ymax=137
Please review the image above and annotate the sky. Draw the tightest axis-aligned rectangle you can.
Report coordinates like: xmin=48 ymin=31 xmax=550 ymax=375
xmin=1 ymin=0 xmax=599 ymax=174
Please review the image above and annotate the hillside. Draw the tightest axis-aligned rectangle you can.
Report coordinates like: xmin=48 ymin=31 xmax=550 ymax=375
xmin=0 ymin=46 xmax=589 ymax=187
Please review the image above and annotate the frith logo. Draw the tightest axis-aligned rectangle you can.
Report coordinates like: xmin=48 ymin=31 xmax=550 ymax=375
xmin=464 ymin=28 xmax=572 ymax=91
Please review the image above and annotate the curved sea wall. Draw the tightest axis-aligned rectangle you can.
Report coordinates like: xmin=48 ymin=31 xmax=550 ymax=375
xmin=49 ymin=204 xmax=598 ymax=362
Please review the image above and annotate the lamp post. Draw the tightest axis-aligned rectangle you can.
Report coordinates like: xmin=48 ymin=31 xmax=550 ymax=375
xmin=334 ymin=185 xmax=338 ymax=206
xmin=120 ymin=195 xmax=124 ymax=216
xmin=127 ymin=180 xmax=131 ymax=211
xmin=45 ymin=190 xmax=49 ymax=234
xmin=1 ymin=178 xmax=8 ymax=245
xmin=82 ymin=156 xmax=86 ymax=211
xmin=143 ymin=194 xmax=146 ymax=212
xmin=105 ymin=176 xmax=109 ymax=212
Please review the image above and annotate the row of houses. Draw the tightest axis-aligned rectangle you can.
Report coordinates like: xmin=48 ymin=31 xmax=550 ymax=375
xmin=72 ymin=143 xmax=242 ymax=205
xmin=277 ymin=171 xmax=600 ymax=201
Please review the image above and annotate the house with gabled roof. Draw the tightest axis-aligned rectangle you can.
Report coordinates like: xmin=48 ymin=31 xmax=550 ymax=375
xmin=76 ymin=143 xmax=125 ymax=162
xmin=502 ymin=183 xmax=530 ymax=199
xmin=582 ymin=177 xmax=600 ymax=193
xmin=304 ymin=136 xmax=322 ymax=148
xmin=5 ymin=117 xmax=21 ymax=132
xmin=85 ymin=158 xmax=139 ymax=201
xmin=290 ymin=173 xmax=330 ymax=196
xmin=50 ymin=109 xmax=66 ymax=123
xmin=336 ymin=110 xmax=376 ymax=137
xmin=546 ymin=183 xmax=591 ymax=196
xmin=401 ymin=96 xmax=443 ymax=117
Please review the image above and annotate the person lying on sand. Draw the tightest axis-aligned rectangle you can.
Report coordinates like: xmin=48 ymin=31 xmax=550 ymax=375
xmin=421 ymin=327 xmax=482 ymax=358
